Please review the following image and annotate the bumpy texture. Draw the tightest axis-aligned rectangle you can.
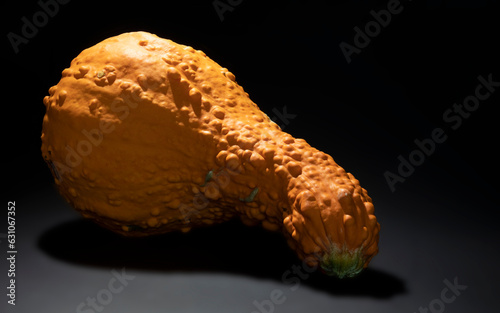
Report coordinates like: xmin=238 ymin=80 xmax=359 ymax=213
xmin=41 ymin=31 xmax=380 ymax=278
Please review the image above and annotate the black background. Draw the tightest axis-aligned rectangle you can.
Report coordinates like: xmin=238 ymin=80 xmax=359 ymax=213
xmin=2 ymin=0 xmax=500 ymax=312
xmin=3 ymin=0 xmax=500 ymax=198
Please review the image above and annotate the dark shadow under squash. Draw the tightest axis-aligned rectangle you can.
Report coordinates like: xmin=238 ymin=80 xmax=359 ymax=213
xmin=38 ymin=217 xmax=406 ymax=298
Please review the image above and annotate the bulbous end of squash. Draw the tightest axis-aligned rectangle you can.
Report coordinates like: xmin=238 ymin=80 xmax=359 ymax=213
xmin=319 ymin=245 xmax=365 ymax=279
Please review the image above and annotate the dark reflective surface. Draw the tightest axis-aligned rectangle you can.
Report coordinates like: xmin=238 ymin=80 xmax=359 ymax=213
xmin=38 ymin=218 xmax=406 ymax=299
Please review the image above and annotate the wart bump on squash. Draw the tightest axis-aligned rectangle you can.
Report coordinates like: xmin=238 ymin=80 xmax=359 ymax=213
xmin=41 ymin=31 xmax=379 ymax=279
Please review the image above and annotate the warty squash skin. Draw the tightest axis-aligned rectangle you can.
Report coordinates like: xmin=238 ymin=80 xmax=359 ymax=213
xmin=41 ymin=31 xmax=380 ymax=278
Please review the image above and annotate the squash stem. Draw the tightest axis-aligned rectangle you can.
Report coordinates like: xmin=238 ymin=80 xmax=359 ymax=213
xmin=320 ymin=245 xmax=365 ymax=279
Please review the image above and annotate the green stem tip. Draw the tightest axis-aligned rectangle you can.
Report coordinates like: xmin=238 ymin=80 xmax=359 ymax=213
xmin=320 ymin=246 xmax=365 ymax=279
